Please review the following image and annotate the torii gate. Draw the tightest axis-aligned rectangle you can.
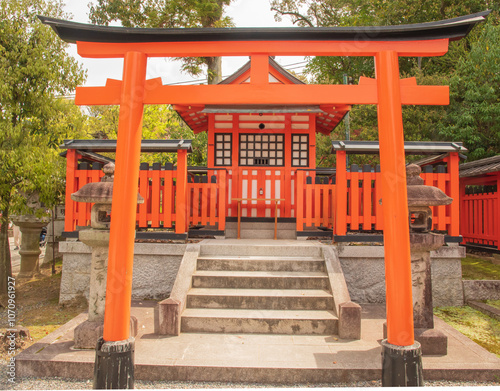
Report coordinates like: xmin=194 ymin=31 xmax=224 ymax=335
xmin=41 ymin=11 xmax=488 ymax=388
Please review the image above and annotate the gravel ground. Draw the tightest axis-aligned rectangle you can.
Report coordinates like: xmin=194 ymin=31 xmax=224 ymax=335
xmin=1 ymin=364 xmax=499 ymax=390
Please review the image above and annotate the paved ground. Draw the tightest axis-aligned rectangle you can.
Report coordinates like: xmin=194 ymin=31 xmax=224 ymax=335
xmin=15 ymin=302 xmax=500 ymax=384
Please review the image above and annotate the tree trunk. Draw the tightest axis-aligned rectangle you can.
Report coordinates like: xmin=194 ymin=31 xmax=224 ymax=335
xmin=0 ymin=205 xmax=13 ymax=295
xmin=206 ymin=56 xmax=222 ymax=85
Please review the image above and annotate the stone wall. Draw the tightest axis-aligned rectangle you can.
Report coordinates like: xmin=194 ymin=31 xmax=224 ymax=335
xmin=338 ymin=245 xmax=465 ymax=307
xmin=59 ymin=240 xmax=465 ymax=307
xmin=463 ymin=280 xmax=500 ymax=301
xmin=59 ymin=240 xmax=186 ymax=304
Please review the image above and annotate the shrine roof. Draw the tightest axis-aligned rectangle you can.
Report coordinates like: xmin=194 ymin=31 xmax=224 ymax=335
xmin=459 ymin=155 xmax=500 ymax=178
xmin=331 ymin=141 xmax=467 ymax=155
xmin=39 ymin=11 xmax=490 ymax=44
xmin=60 ymin=139 xmax=192 ymax=153
xmin=173 ymin=57 xmax=350 ymax=135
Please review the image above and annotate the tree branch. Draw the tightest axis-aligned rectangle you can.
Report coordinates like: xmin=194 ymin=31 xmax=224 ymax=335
xmin=270 ymin=7 xmax=315 ymax=27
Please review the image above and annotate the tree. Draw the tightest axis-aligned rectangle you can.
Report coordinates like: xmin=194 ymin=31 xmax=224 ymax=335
xmin=87 ymin=104 xmax=208 ymax=166
xmin=88 ymin=0 xmax=234 ymax=84
xmin=273 ymin=0 xmax=498 ymax=165
xmin=272 ymin=0 xmax=494 ymax=83
xmin=438 ymin=21 xmax=500 ymax=161
xmin=0 ymin=0 xmax=86 ymax=294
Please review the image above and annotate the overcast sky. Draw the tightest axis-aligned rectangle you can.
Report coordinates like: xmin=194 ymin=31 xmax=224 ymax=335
xmin=62 ymin=0 xmax=305 ymax=87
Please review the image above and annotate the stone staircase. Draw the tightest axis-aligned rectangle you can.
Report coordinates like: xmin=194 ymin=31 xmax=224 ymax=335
xmin=179 ymin=242 xmax=338 ymax=335
xmin=225 ymin=220 xmax=297 ymax=240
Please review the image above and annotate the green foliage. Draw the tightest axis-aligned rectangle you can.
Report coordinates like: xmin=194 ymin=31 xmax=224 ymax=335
xmin=0 ymin=0 xmax=86 ymax=211
xmin=435 ymin=305 xmax=500 ymax=357
xmin=272 ymin=1 xmax=499 ymax=164
xmin=87 ymin=105 xmax=208 ymax=166
xmin=88 ymin=0 xmax=234 ymax=82
xmin=272 ymin=0 xmax=496 ymax=80
xmin=0 ymin=0 xmax=86 ymax=293
xmin=438 ymin=22 xmax=500 ymax=161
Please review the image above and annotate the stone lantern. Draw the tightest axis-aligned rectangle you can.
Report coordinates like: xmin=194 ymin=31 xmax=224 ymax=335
xmin=11 ymin=214 xmax=49 ymax=279
xmin=71 ymin=162 xmax=144 ymax=349
xmin=407 ymin=163 xmax=452 ymax=355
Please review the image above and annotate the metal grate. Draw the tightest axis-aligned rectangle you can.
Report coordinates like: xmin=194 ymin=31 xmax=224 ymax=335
xmin=292 ymin=134 xmax=309 ymax=167
xmin=239 ymin=133 xmax=284 ymax=166
xmin=214 ymin=133 xmax=232 ymax=166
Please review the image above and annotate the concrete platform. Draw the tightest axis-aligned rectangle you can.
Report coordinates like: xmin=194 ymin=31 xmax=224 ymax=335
xmin=16 ymin=302 xmax=500 ymax=384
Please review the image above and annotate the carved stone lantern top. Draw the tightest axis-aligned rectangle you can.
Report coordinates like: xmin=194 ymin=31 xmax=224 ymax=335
xmin=406 ymin=164 xmax=452 ymax=207
xmin=406 ymin=164 xmax=452 ymax=233
xmin=71 ymin=163 xmax=144 ymax=205
xmin=70 ymin=162 xmax=144 ymax=229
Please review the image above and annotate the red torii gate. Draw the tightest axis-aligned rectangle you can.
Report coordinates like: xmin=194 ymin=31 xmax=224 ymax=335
xmin=41 ymin=11 xmax=488 ymax=387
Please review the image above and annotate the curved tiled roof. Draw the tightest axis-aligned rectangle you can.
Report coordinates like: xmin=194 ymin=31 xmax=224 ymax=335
xmin=39 ymin=12 xmax=490 ymax=44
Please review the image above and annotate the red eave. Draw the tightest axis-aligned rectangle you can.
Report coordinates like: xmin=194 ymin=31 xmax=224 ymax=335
xmin=174 ymin=58 xmax=351 ymax=134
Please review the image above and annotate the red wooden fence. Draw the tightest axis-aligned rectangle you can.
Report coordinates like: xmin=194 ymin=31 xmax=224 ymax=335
xmin=460 ymin=173 xmax=500 ymax=250
xmin=65 ymin=147 xmax=461 ymax=239
xmin=296 ymin=155 xmax=461 ymax=238
xmin=64 ymin=157 xmax=226 ymax=233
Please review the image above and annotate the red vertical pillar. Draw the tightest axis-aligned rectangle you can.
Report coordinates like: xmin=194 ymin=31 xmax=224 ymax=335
xmin=335 ymin=150 xmax=347 ymax=236
xmin=375 ymin=51 xmax=414 ymax=347
xmin=103 ymin=51 xmax=147 ymax=342
xmin=448 ymin=152 xmax=460 ymax=237
xmin=64 ymin=149 xmax=78 ymax=232
xmin=176 ymin=149 xmax=188 ymax=234
xmin=497 ymin=174 xmax=500 ymax=250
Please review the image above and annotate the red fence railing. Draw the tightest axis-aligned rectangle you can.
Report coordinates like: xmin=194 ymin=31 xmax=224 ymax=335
xmin=296 ymin=154 xmax=461 ymax=238
xmin=64 ymin=149 xmax=226 ymax=233
xmin=460 ymin=174 xmax=500 ymax=250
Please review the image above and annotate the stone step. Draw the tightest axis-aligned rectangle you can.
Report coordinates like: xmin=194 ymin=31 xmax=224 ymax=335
xmin=225 ymin=221 xmax=297 ymax=231
xmin=199 ymin=241 xmax=323 ymax=258
xmin=187 ymin=288 xmax=333 ymax=310
xmin=192 ymin=270 xmax=329 ymax=290
xmin=196 ymin=256 xmax=325 ymax=272
xmin=225 ymin=229 xmax=296 ymax=240
xmin=181 ymin=308 xmax=338 ymax=335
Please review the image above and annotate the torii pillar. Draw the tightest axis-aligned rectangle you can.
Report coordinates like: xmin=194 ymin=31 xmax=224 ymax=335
xmin=376 ymin=51 xmax=423 ymax=385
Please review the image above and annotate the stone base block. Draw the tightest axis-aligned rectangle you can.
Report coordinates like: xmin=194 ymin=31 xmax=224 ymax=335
xmin=74 ymin=316 xmax=139 ymax=350
xmin=338 ymin=301 xmax=361 ymax=340
xmin=383 ymin=322 xmax=448 ymax=355
xmin=414 ymin=328 xmax=447 ymax=355
xmin=74 ymin=321 xmax=104 ymax=349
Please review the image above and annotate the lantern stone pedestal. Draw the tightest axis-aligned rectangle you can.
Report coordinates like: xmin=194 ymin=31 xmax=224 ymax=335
xmin=71 ymin=163 xmax=141 ymax=349
xmin=383 ymin=233 xmax=448 ymax=355
xmin=73 ymin=229 xmax=138 ymax=349
xmin=11 ymin=215 xmax=49 ymax=279
xmin=383 ymin=164 xmax=450 ymax=356
xmin=410 ymin=233 xmax=448 ymax=355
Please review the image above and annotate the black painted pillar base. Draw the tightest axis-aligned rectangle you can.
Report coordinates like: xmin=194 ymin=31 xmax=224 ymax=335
xmin=94 ymin=337 xmax=135 ymax=389
xmin=381 ymin=339 xmax=424 ymax=387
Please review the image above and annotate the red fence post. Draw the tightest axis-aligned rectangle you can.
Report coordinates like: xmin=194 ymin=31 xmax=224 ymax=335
xmin=218 ymin=170 xmax=227 ymax=231
xmin=497 ymin=174 xmax=500 ymax=250
xmin=296 ymin=170 xmax=304 ymax=231
xmin=447 ymin=152 xmax=460 ymax=237
xmin=64 ymin=149 xmax=78 ymax=232
xmin=175 ymin=149 xmax=188 ymax=234
xmin=336 ymin=150 xmax=347 ymax=236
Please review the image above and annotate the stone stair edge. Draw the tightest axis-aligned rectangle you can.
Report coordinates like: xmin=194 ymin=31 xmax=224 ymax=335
xmin=187 ymin=288 xmax=333 ymax=297
xmin=182 ymin=308 xmax=338 ymax=319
